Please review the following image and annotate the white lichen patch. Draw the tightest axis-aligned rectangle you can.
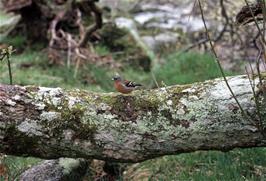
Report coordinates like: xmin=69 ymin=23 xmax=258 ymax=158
xmin=30 ymin=87 xmax=65 ymax=109
xmin=166 ymin=100 xmax=173 ymax=106
xmin=136 ymin=114 xmax=170 ymax=134
xmin=17 ymin=119 xmax=43 ymax=136
xmin=51 ymin=97 xmax=62 ymax=107
xmin=63 ymin=129 xmax=74 ymax=141
xmin=188 ymin=95 xmax=199 ymax=101
xmin=5 ymin=99 xmax=16 ymax=106
xmin=81 ymin=103 xmax=118 ymax=127
xmin=35 ymin=87 xmax=63 ymax=103
xmin=103 ymin=113 xmax=117 ymax=120
xmin=209 ymin=75 xmax=256 ymax=101
xmin=38 ymin=87 xmax=63 ymax=97
xmin=12 ymin=95 xmax=21 ymax=101
xmin=182 ymin=87 xmax=197 ymax=93
xmin=81 ymin=109 xmax=97 ymax=125
xmin=156 ymin=88 xmax=168 ymax=100
xmin=176 ymin=107 xmax=186 ymax=115
xmin=35 ymin=102 xmax=46 ymax=110
xmin=98 ymin=103 xmax=111 ymax=111
xmin=179 ymin=97 xmax=189 ymax=106
xmin=40 ymin=111 xmax=61 ymax=122
xmin=160 ymin=87 xmax=167 ymax=92
xmin=59 ymin=158 xmax=81 ymax=175
xmin=68 ymin=96 xmax=80 ymax=109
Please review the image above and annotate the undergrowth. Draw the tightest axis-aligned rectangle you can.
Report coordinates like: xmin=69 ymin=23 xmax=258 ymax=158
xmin=155 ymin=52 xmax=234 ymax=85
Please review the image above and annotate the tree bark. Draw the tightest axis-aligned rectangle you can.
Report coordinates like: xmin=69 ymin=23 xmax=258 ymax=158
xmin=0 ymin=75 xmax=265 ymax=162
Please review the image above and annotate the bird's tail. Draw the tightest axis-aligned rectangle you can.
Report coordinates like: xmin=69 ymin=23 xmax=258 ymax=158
xmin=134 ymin=83 xmax=142 ymax=87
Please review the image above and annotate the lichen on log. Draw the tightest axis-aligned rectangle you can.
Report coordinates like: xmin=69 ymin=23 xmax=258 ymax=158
xmin=0 ymin=75 xmax=265 ymax=162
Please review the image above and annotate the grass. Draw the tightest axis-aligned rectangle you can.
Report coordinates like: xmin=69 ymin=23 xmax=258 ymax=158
xmin=0 ymin=36 xmax=265 ymax=180
xmin=0 ymin=50 xmax=114 ymax=92
xmin=132 ymin=148 xmax=266 ymax=181
xmin=155 ymin=52 xmax=234 ymax=86
xmin=1 ymin=35 xmax=26 ymax=49
xmin=0 ymin=156 xmax=41 ymax=181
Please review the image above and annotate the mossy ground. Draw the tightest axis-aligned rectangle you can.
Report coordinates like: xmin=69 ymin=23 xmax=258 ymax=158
xmin=0 ymin=35 xmax=265 ymax=181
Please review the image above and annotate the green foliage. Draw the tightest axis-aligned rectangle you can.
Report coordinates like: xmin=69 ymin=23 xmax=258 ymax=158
xmin=0 ymin=50 xmax=113 ymax=92
xmin=1 ymin=156 xmax=41 ymax=180
xmin=95 ymin=45 xmax=111 ymax=56
xmin=155 ymin=52 xmax=234 ymax=85
xmin=138 ymin=148 xmax=266 ymax=181
xmin=81 ymin=64 xmax=113 ymax=91
xmin=1 ymin=35 xmax=27 ymax=49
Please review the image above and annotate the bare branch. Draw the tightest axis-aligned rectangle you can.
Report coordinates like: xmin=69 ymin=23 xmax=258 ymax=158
xmin=78 ymin=1 xmax=103 ymax=47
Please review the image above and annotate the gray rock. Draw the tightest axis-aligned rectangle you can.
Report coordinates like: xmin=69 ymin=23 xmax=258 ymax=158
xmin=0 ymin=12 xmax=21 ymax=41
xmin=133 ymin=2 xmax=205 ymax=32
xmin=142 ymin=32 xmax=179 ymax=51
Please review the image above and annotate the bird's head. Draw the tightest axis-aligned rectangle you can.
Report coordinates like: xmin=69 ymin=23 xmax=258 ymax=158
xmin=112 ymin=74 xmax=122 ymax=81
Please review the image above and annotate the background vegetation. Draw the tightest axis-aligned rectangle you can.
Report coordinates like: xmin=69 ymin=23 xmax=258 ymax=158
xmin=0 ymin=35 xmax=265 ymax=180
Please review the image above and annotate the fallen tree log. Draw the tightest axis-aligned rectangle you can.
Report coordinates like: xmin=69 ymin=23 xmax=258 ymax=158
xmin=0 ymin=75 xmax=265 ymax=162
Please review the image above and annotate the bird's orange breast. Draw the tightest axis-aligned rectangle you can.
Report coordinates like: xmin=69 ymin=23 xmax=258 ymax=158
xmin=114 ymin=82 xmax=133 ymax=94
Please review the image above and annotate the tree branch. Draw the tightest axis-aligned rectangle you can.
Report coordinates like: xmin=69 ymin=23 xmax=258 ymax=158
xmin=78 ymin=1 xmax=103 ymax=47
xmin=0 ymin=75 xmax=265 ymax=162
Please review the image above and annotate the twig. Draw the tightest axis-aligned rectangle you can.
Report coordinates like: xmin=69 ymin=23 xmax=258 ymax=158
xmin=0 ymin=47 xmax=14 ymax=85
xmin=49 ymin=10 xmax=66 ymax=48
xmin=78 ymin=1 xmax=103 ymax=47
xmin=6 ymin=53 xmax=12 ymax=85
xmin=182 ymin=39 xmax=209 ymax=53
xmin=74 ymin=57 xmax=81 ymax=78
xmin=67 ymin=33 xmax=72 ymax=68
xmin=151 ymin=72 xmax=159 ymax=88
xmin=183 ymin=0 xmax=228 ymax=53
xmin=262 ymin=0 xmax=266 ymax=39
xmin=187 ymin=0 xmax=197 ymax=22
xmin=245 ymin=67 xmax=263 ymax=131
xmin=256 ymin=58 xmax=263 ymax=86
xmin=249 ymin=60 xmax=256 ymax=88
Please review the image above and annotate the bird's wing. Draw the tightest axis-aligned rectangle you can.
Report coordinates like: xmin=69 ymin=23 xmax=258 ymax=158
xmin=123 ymin=80 xmax=142 ymax=87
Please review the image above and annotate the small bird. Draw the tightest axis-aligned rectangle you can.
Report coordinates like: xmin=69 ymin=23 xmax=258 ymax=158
xmin=112 ymin=75 xmax=142 ymax=94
